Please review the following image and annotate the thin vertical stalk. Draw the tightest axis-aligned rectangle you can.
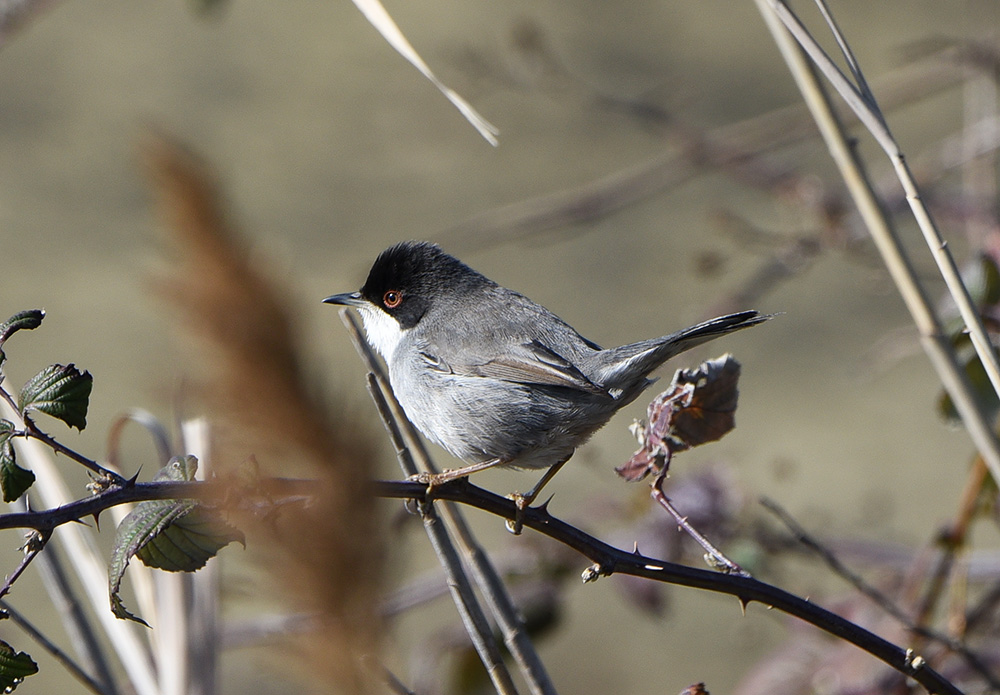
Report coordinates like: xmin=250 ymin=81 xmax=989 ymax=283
xmin=763 ymin=0 xmax=1000 ymax=428
xmin=342 ymin=309 xmax=557 ymax=694
xmin=756 ymin=0 xmax=1000 ymax=487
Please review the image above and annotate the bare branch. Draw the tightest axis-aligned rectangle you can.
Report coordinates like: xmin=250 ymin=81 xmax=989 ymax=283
xmin=343 ymin=309 xmax=555 ymax=695
xmin=0 ymin=465 xmax=968 ymax=695
xmin=761 ymin=496 xmax=1000 ymax=689
xmin=0 ymin=601 xmax=111 ymax=695
xmin=0 ymin=529 xmax=49 ymax=601
xmin=376 ymin=478 xmax=962 ymax=695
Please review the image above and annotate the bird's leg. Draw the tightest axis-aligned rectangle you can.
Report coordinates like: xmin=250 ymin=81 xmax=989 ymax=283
xmin=412 ymin=458 xmax=505 ymax=499
xmin=506 ymin=456 xmax=571 ymax=535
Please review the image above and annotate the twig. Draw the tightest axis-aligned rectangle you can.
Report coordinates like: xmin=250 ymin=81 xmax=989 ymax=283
xmin=0 ymin=478 xmax=310 ymax=531
xmin=220 ymin=612 xmax=317 ymax=649
xmin=21 ymin=416 xmax=128 ymax=486
xmin=914 ymin=457 xmax=990 ymax=631
xmin=341 ymin=309 xmax=558 ymax=695
xmin=0 ymin=600 xmax=110 ymax=695
xmin=808 ymin=0 xmax=880 ymax=119
xmin=105 ymin=409 xmax=172 ymax=472
xmin=375 ymin=477 xmax=961 ymax=695
xmin=178 ymin=418 xmax=219 ymax=695
xmin=0 ymin=386 xmax=126 ymax=485
xmin=761 ymin=496 xmax=1000 ymax=688
xmin=650 ymin=472 xmax=748 ymax=577
xmin=438 ymin=50 xmax=966 ymax=252
xmin=9 ymin=497 xmax=119 ymax=695
xmin=424 ymin=501 xmax=519 ymax=693
xmin=0 ymin=528 xmax=49 ymax=600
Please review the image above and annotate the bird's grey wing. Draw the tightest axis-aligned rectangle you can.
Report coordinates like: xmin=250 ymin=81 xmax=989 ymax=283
xmin=424 ymin=340 xmax=610 ymax=397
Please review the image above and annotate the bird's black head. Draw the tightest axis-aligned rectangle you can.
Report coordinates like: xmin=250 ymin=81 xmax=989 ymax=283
xmin=358 ymin=241 xmax=491 ymax=329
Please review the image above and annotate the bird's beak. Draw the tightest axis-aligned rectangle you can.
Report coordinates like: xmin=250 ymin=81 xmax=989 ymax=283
xmin=322 ymin=291 xmax=366 ymax=307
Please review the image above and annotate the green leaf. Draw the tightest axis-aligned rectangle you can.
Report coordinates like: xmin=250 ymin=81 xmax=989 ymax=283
xmin=0 ymin=424 xmax=33 ymax=503
xmin=937 ymin=335 xmax=1000 ymax=425
xmin=0 ymin=445 xmax=34 ymax=504
xmin=18 ymin=364 xmax=93 ymax=431
xmin=0 ymin=310 xmax=44 ymax=371
xmin=963 ymin=253 xmax=1000 ymax=309
xmin=0 ymin=311 xmax=44 ymax=345
xmin=0 ymin=640 xmax=38 ymax=692
xmin=109 ymin=456 xmax=244 ymax=625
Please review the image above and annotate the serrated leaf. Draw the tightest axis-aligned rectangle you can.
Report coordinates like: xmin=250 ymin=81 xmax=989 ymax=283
xmin=135 ymin=505 xmax=244 ymax=571
xmin=0 ymin=311 xmax=44 ymax=345
xmin=110 ymin=590 xmax=149 ymax=627
xmin=0 ymin=310 xmax=44 ymax=372
xmin=109 ymin=456 xmax=244 ymax=624
xmin=18 ymin=364 xmax=92 ymax=430
xmin=0 ymin=437 xmax=33 ymax=504
xmin=0 ymin=640 xmax=38 ymax=692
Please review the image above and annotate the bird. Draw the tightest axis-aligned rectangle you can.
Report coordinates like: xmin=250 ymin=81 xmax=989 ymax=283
xmin=325 ymin=241 xmax=768 ymax=508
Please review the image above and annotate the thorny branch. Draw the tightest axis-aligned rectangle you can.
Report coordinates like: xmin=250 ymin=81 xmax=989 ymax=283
xmin=650 ymin=472 xmax=747 ymax=577
xmin=0 ymin=387 xmax=126 ymax=486
xmin=762 ymin=496 xmax=1000 ymax=689
xmin=0 ymin=601 xmax=109 ymax=695
xmin=0 ymin=473 xmax=961 ymax=695
xmin=0 ymin=528 xmax=50 ymax=601
xmin=0 ymin=479 xmax=312 ymax=532
xmin=378 ymin=479 xmax=961 ymax=695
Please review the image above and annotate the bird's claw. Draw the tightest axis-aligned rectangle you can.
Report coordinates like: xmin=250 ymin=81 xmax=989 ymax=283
xmin=406 ymin=471 xmax=443 ymax=510
xmin=504 ymin=493 xmax=531 ymax=535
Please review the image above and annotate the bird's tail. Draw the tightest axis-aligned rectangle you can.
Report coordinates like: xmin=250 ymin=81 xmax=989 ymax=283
xmin=596 ymin=310 xmax=771 ymax=394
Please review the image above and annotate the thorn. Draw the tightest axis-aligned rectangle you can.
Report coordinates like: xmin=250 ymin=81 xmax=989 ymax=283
xmin=537 ymin=494 xmax=555 ymax=513
xmin=632 ymin=541 xmax=641 ymax=555
xmin=126 ymin=469 xmax=142 ymax=487
xmin=738 ymin=597 xmax=750 ymax=615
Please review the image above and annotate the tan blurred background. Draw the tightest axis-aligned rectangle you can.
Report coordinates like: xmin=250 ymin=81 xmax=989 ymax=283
xmin=2 ymin=1 xmax=999 ymax=693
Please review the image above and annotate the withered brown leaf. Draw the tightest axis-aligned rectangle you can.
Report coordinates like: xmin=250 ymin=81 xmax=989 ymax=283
xmin=617 ymin=354 xmax=741 ymax=482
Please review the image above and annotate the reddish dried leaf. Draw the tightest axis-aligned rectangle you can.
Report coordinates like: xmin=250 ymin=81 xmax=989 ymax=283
xmin=666 ymin=355 xmax=740 ymax=448
xmin=616 ymin=442 xmax=664 ymax=482
xmin=618 ymin=355 xmax=741 ymax=481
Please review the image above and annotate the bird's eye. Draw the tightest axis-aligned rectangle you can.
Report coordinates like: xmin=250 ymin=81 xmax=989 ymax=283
xmin=383 ymin=290 xmax=402 ymax=308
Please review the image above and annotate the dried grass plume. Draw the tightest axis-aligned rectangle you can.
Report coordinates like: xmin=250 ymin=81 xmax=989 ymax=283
xmin=141 ymin=129 xmax=383 ymax=693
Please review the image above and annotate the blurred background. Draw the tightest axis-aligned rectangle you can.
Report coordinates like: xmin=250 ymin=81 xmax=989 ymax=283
xmin=2 ymin=0 xmax=1000 ymax=693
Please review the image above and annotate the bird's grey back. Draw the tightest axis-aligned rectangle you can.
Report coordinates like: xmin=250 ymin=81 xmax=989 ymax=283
xmin=420 ymin=282 xmax=602 ymax=365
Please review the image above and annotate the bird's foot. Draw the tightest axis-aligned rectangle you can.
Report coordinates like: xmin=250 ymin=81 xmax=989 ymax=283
xmin=407 ymin=471 xmax=446 ymax=508
xmin=504 ymin=493 xmax=532 ymax=535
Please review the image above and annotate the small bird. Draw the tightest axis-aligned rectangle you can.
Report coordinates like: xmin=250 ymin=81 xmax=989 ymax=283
xmin=325 ymin=241 xmax=768 ymax=502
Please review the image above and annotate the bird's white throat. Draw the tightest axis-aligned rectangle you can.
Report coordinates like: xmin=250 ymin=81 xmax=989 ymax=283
xmin=358 ymin=304 xmax=404 ymax=362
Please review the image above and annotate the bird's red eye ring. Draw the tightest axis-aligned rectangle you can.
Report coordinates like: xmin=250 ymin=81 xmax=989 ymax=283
xmin=383 ymin=290 xmax=402 ymax=308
